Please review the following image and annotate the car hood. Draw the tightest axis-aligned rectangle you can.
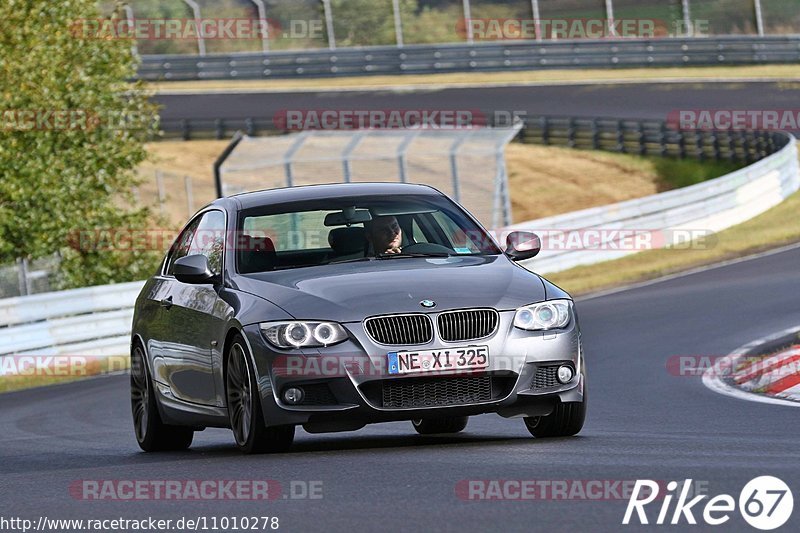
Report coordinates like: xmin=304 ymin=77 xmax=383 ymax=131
xmin=233 ymin=255 xmax=546 ymax=322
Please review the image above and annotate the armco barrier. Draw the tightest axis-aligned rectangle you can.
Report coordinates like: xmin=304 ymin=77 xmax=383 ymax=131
xmin=0 ymin=281 xmax=144 ymax=358
xmin=0 ymin=135 xmax=797 ymax=359
xmin=508 ymin=132 xmax=799 ymax=273
xmin=138 ymin=36 xmax=800 ymax=81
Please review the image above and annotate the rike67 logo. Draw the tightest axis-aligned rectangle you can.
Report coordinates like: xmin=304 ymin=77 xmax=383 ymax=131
xmin=623 ymin=476 xmax=793 ymax=530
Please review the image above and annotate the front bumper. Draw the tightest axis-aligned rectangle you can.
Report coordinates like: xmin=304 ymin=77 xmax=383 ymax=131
xmin=242 ymin=310 xmax=584 ymax=432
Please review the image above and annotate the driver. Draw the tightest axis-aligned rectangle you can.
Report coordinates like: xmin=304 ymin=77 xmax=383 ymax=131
xmin=367 ymin=215 xmax=402 ymax=255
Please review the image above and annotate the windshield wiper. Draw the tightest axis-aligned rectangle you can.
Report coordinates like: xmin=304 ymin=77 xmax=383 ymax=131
xmin=327 ymin=256 xmax=376 ymax=264
xmin=376 ymin=252 xmax=452 ymax=259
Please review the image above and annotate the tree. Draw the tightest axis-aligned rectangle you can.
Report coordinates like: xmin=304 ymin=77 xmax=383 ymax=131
xmin=0 ymin=0 xmax=161 ymax=288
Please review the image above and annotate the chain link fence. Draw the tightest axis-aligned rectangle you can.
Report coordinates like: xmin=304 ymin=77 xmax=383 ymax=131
xmin=218 ymin=125 xmax=523 ymax=228
xmin=0 ymin=256 xmax=62 ymax=299
xmin=109 ymin=0 xmax=800 ymax=57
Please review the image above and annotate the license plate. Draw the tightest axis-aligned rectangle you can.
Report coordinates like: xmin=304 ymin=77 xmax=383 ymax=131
xmin=387 ymin=346 xmax=489 ymax=375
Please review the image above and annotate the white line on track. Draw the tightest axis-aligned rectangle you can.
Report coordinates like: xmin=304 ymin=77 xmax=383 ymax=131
xmin=152 ymin=77 xmax=800 ymax=95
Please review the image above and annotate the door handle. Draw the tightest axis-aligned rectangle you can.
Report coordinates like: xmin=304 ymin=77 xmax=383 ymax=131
xmin=160 ymin=296 xmax=173 ymax=309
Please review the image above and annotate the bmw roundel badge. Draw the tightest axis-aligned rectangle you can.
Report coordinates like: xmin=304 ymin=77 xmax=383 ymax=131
xmin=420 ymin=299 xmax=436 ymax=308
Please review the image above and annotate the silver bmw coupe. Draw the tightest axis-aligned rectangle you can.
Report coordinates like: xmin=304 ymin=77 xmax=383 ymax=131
xmin=130 ymin=183 xmax=586 ymax=453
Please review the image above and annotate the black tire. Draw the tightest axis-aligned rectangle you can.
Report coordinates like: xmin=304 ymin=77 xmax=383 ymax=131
xmin=130 ymin=343 xmax=194 ymax=452
xmin=524 ymin=373 xmax=587 ymax=438
xmin=412 ymin=416 xmax=469 ymax=435
xmin=226 ymin=335 xmax=295 ymax=454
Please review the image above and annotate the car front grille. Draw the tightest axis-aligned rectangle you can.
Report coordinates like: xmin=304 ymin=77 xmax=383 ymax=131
xmin=531 ymin=365 xmax=560 ymax=389
xmin=437 ymin=308 xmax=499 ymax=342
xmin=364 ymin=314 xmax=433 ymax=345
xmin=382 ymin=375 xmax=493 ymax=408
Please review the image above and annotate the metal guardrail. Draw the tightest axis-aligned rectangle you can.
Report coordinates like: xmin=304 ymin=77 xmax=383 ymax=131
xmin=510 ymin=132 xmax=799 ymax=273
xmin=139 ymin=36 xmax=800 ymax=81
xmin=0 ymin=281 xmax=144 ymax=357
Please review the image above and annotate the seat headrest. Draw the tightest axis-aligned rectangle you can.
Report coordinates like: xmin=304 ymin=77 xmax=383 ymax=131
xmin=328 ymin=227 xmax=366 ymax=255
xmin=239 ymin=235 xmax=276 ymax=273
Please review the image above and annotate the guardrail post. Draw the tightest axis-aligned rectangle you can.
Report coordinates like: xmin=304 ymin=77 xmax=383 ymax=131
xmin=638 ymin=122 xmax=646 ymax=155
xmin=615 ymin=120 xmax=625 ymax=152
xmin=591 ymin=119 xmax=600 ymax=150
xmin=215 ymin=119 xmax=224 ymax=139
xmin=659 ymin=123 xmax=668 ymax=156
xmin=567 ymin=118 xmax=576 ymax=148
xmin=678 ymin=130 xmax=687 ymax=159
xmin=245 ymin=118 xmax=255 ymax=136
xmin=181 ymin=119 xmax=191 ymax=141
xmin=541 ymin=117 xmax=549 ymax=145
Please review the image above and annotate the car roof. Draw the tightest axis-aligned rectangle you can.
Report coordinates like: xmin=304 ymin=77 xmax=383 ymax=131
xmin=212 ymin=182 xmax=442 ymax=211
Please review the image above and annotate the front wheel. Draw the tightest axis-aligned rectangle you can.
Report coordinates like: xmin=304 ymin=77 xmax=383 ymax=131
xmin=412 ymin=416 xmax=469 ymax=435
xmin=130 ymin=344 xmax=194 ymax=452
xmin=226 ymin=335 xmax=295 ymax=454
xmin=524 ymin=377 xmax=586 ymax=438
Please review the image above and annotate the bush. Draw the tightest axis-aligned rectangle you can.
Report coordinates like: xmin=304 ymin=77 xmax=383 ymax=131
xmin=0 ymin=0 xmax=162 ymax=289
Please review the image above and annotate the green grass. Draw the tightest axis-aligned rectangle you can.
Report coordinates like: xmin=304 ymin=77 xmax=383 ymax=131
xmin=652 ymin=157 xmax=746 ymax=189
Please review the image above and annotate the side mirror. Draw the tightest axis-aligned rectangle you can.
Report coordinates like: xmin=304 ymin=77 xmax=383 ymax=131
xmin=504 ymin=231 xmax=541 ymax=261
xmin=174 ymin=254 xmax=216 ymax=284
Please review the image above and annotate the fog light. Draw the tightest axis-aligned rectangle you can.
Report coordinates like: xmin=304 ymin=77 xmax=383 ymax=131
xmin=283 ymin=387 xmax=304 ymax=405
xmin=557 ymin=365 xmax=574 ymax=384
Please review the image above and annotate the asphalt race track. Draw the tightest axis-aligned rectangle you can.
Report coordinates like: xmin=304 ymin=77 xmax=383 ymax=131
xmin=2 ymin=245 xmax=799 ymax=532
xmin=154 ymin=81 xmax=800 ymax=124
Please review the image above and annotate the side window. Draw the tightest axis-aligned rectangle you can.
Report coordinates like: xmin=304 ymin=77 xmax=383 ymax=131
xmin=165 ymin=218 xmax=200 ymax=276
xmin=187 ymin=210 xmax=226 ymax=275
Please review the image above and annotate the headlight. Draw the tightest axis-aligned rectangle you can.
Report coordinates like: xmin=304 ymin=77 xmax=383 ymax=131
xmin=260 ymin=321 xmax=349 ymax=348
xmin=514 ymin=300 xmax=572 ymax=331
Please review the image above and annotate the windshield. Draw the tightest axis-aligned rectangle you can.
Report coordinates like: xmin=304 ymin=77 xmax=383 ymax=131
xmin=236 ymin=193 xmax=501 ymax=273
